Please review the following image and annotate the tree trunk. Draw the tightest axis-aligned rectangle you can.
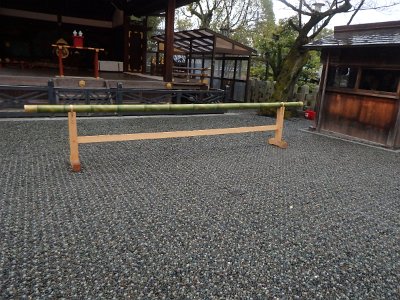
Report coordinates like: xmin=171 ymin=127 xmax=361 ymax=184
xmin=271 ymin=44 xmax=310 ymax=102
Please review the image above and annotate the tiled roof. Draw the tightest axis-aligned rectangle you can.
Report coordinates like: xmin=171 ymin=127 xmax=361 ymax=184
xmin=305 ymin=21 xmax=400 ymax=49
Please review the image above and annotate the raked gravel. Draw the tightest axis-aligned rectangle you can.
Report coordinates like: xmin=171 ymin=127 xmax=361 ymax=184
xmin=0 ymin=113 xmax=399 ymax=299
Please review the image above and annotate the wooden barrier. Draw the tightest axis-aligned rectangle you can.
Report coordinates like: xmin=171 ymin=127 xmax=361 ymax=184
xmin=24 ymin=102 xmax=303 ymax=172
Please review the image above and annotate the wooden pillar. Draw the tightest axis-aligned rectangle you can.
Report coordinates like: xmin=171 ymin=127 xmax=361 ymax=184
xmin=189 ymin=39 xmax=193 ymax=68
xmin=94 ymin=49 xmax=99 ymax=78
xmin=316 ymin=51 xmax=330 ymax=131
xmin=210 ymin=36 xmax=216 ymax=89
xmin=387 ymin=102 xmax=400 ymax=148
xmin=123 ymin=13 xmax=130 ymax=72
xmin=164 ymin=0 xmax=176 ymax=82
xmin=232 ymin=59 xmax=238 ymax=99
xmin=268 ymin=106 xmax=288 ymax=149
xmin=245 ymin=56 xmax=251 ymax=102
xmin=142 ymin=17 xmax=149 ymax=74
xmin=57 ymin=46 xmax=64 ymax=77
xmin=220 ymin=54 xmax=226 ymax=89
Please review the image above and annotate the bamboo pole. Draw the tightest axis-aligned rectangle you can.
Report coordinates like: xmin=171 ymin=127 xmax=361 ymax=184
xmin=25 ymin=102 xmax=303 ymax=113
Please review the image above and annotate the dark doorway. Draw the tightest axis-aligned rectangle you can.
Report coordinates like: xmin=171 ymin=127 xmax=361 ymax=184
xmin=129 ymin=26 xmax=147 ymax=73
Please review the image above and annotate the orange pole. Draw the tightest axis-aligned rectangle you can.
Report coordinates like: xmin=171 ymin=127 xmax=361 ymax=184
xmin=68 ymin=111 xmax=81 ymax=172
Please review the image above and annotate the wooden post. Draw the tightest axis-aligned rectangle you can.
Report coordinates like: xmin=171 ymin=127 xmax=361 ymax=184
xmin=68 ymin=111 xmax=81 ymax=172
xmin=316 ymin=52 xmax=330 ymax=131
xmin=386 ymin=102 xmax=400 ymax=147
xmin=164 ymin=0 xmax=176 ymax=82
xmin=94 ymin=49 xmax=99 ymax=79
xmin=232 ymin=59 xmax=238 ymax=98
xmin=209 ymin=36 xmax=216 ymax=89
xmin=245 ymin=56 xmax=252 ymax=102
xmin=141 ymin=17 xmax=149 ymax=74
xmin=220 ymin=54 xmax=226 ymax=89
xmin=123 ymin=13 xmax=130 ymax=72
xmin=57 ymin=46 xmax=64 ymax=77
xmin=268 ymin=105 xmax=288 ymax=148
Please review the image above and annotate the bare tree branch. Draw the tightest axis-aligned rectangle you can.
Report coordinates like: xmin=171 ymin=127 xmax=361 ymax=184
xmin=183 ymin=0 xmax=263 ymax=33
xmin=347 ymin=0 xmax=366 ymax=25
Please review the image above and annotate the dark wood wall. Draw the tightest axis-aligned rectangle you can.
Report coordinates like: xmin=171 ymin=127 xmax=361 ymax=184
xmin=320 ymin=92 xmax=398 ymax=145
xmin=318 ymin=46 xmax=400 ymax=148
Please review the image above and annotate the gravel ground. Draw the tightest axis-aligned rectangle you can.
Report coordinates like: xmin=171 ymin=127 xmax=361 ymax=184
xmin=0 ymin=113 xmax=399 ymax=299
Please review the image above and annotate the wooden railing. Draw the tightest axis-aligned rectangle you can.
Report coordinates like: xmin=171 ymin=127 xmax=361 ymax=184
xmin=172 ymin=66 xmax=209 ymax=87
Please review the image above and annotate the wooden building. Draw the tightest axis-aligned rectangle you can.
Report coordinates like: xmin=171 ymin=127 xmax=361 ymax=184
xmin=152 ymin=28 xmax=256 ymax=101
xmin=306 ymin=21 xmax=400 ymax=149
xmin=0 ymin=0 xmax=195 ymax=81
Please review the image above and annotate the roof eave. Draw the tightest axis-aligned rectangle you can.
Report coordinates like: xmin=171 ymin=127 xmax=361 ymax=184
xmin=304 ymin=43 xmax=400 ymax=50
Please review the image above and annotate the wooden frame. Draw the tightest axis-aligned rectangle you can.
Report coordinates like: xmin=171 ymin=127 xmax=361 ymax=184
xmin=67 ymin=106 xmax=288 ymax=172
xmin=172 ymin=66 xmax=209 ymax=84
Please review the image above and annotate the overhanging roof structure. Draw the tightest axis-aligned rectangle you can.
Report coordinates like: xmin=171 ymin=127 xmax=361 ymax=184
xmin=0 ymin=0 xmax=196 ymax=21
xmin=305 ymin=20 xmax=400 ymax=49
xmin=115 ymin=0 xmax=195 ymax=16
xmin=152 ymin=28 xmax=256 ymax=56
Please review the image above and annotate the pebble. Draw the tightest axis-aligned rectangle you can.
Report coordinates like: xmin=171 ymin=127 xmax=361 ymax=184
xmin=0 ymin=114 xmax=399 ymax=298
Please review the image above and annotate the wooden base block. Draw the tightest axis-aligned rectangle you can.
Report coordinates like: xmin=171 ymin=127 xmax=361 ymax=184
xmin=71 ymin=160 xmax=81 ymax=172
xmin=268 ymin=138 xmax=288 ymax=149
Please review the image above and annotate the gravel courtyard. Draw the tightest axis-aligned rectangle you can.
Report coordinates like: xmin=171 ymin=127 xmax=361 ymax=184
xmin=0 ymin=113 xmax=399 ymax=299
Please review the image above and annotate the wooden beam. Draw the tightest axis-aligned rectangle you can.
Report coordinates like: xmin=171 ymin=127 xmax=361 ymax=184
xmin=0 ymin=8 xmax=113 ymax=28
xmin=77 ymin=125 xmax=277 ymax=144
